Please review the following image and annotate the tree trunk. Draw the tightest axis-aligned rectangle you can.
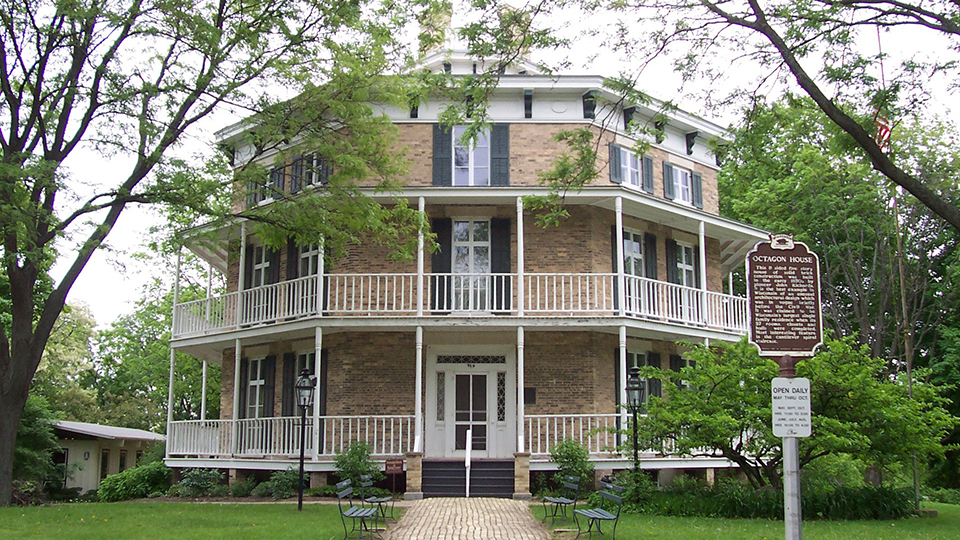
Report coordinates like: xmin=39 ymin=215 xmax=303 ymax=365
xmin=0 ymin=388 xmax=28 ymax=506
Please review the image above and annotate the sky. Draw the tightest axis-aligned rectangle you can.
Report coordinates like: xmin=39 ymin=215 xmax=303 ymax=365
xmin=50 ymin=7 xmax=958 ymax=328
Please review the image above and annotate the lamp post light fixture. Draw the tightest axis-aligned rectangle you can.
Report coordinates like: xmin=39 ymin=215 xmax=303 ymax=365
xmin=626 ymin=366 xmax=645 ymax=490
xmin=295 ymin=368 xmax=317 ymax=511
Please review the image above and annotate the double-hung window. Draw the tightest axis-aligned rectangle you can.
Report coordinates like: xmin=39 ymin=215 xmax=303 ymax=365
xmin=452 ymin=219 xmax=491 ymax=311
xmin=304 ymin=154 xmax=332 ymax=187
xmin=453 ymin=126 xmax=490 ymax=186
xmin=247 ymin=358 xmax=268 ymax=419
xmin=299 ymin=243 xmax=320 ymax=277
xmin=663 ymin=162 xmax=703 ymax=208
xmin=251 ymin=246 xmax=269 ymax=288
xmin=676 ymin=242 xmax=697 ymax=288
xmin=623 ymin=230 xmax=645 ymax=278
xmin=626 ymin=351 xmax=661 ymax=404
xmin=609 ymin=144 xmax=654 ymax=192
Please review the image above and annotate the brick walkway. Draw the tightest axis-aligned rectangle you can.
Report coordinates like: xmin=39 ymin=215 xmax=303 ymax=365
xmin=386 ymin=497 xmax=549 ymax=540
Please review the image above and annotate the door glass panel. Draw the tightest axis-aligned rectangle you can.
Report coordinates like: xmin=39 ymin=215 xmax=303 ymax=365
xmin=454 ymin=246 xmax=470 ymax=273
xmin=453 ymin=221 xmax=470 ymax=242
xmin=473 ymin=221 xmax=489 ymax=242
xmin=454 ymin=374 xmax=488 ymax=451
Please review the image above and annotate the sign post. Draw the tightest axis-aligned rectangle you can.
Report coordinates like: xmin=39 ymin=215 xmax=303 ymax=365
xmin=747 ymin=235 xmax=821 ymax=540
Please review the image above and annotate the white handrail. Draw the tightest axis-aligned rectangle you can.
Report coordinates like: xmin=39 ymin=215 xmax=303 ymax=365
xmin=465 ymin=428 xmax=472 ymax=498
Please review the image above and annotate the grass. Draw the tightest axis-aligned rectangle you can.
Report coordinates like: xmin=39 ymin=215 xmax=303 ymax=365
xmin=0 ymin=502 xmax=362 ymax=540
xmin=535 ymin=502 xmax=960 ymax=540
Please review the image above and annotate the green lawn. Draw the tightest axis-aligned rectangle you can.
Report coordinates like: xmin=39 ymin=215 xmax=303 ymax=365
xmin=535 ymin=502 xmax=960 ymax=540
xmin=0 ymin=502 xmax=356 ymax=540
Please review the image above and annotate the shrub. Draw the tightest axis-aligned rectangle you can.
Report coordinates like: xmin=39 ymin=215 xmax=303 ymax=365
xmin=604 ymin=468 xmax=657 ymax=506
xmin=335 ymin=442 xmax=383 ymax=486
xmin=251 ymin=481 xmax=272 ymax=498
xmin=266 ymin=469 xmax=299 ymax=499
xmin=550 ymin=439 xmax=594 ymax=491
xmin=246 ymin=469 xmax=300 ymax=499
xmin=174 ymin=468 xmax=224 ymax=497
xmin=209 ymin=484 xmax=230 ymax=497
xmin=620 ymin=476 xmax=912 ymax=520
xmin=230 ymin=476 xmax=257 ymax=497
xmin=306 ymin=484 xmax=339 ymax=497
xmin=98 ymin=461 xmax=172 ymax=502
xmin=925 ymin=487 xmax=960 ymax=505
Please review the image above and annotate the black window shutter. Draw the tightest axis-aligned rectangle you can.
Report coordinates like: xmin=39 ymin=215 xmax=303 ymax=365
xmin=319 ymin=349 xmax=329 ymax=417
xmin=644 ymin=233 xmax=658 ymax=279
xmin=648 ymin=352 xmax=662 ymax=398
xmin=281 ymin=352 xmax=296 ymax=417
xmin=286 ymin=239 xmax=299 ymax=280
xmin=663 ymin=162 xmax=675 ymax=199
xmin=262 ymin=355 xmax=276 ymax=417
xmin=267 ymin=248 xmax=281 ymax=284
xmin=691 ymin=172 xmax=703 ymax=208
xmin=290 ymin=157 xmax=302 ymax=194
xmin=666 ymin=239 xmax=679 ymax=284
xmin=238 ymin=358 xmax=249 ymax=419
xmin=491 ymin=218 xmax=512 ymax=311
xmin=431 ymin=218 xmax=452 ymax=311
xmin=642 ymin=156 xmax=654 ymax=193
xmin=243 ymin=246 xmax=254 ymax=290
xmin=491 ymin=124 xmax=510 ymax=186
xmin=693 ymin=246 xmax=702 ymax=289
xmin=432 ymin=124 xmax=452 ymax=186
xmin=610 ymin=225 xmax=619 ymax=311
xmin=609 ymin=144 xmax=622 ymax=183
xmin=669 ymin=355 xmax=683 ymax=389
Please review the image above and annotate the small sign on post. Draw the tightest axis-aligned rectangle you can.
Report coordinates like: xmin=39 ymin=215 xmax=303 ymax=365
xmin=772 ymin=377 xmax=811 ymax=438
xmin=747 ymin=234 xmax=822 ymax=540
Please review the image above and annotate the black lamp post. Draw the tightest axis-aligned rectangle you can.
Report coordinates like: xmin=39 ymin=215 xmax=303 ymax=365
xmin=295 ymin=368 xmax=316 ymax=511
xmin=626 ymin=366 xmax=645 ymax=489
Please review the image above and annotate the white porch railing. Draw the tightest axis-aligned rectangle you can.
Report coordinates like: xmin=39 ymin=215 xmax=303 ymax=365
xmin=239 ymin=275 xmax=320 ymax=326
xmin=624 ymin=276 xmax=747 ymax=331
xmin=524 ymin=414 xmax=621 ymax=457
xmin=171 ymin=272 xmax=748 ymax=338
xmin=166 ymin=415 xmax=415 ymax=459
xmin=326 ymin=273 xmax=418 ymax=315
xmin=524 ymin=273 xmax=616 ymax=314
xmin=425 ymin=273 xmax=515 ymax=312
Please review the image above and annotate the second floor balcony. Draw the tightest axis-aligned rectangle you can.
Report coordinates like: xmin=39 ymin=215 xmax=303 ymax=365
xmin=172 ymin=272 xmax=748 ymax=339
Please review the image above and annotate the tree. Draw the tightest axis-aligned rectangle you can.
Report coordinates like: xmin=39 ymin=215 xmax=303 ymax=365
xmin=719 ymin=96 xmax=959 ymax=365
xmin=0 ymin=0 xmax=461 ymax=505
xmin=0 ymin=0 xmax=565 ymax=503
xmin=595 ymin=0 xmax=960 ymax=230
xmin=30 ymin=304 xmax=102 ymax=423
xmin=637 ymin=337 xmax=954 ymax=489
xmin=13 ymin=395 xmax=61 ymax=504
xmin=93 ymin=279 xmax=220 ymax=430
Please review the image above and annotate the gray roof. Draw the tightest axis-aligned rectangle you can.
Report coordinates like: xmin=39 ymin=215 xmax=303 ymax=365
xmin=54 ymin=420 xmax=165 ymax=442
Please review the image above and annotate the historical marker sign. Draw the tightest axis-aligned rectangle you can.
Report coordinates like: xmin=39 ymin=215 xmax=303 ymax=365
xmin=772 ymin=377 xmax=812 ymax=438
xmin=746 ymin=234 xmax=823 ymax=357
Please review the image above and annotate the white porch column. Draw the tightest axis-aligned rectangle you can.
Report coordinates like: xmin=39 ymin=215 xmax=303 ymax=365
xmin=517 ymin=326 xmax=525 ymax=452
xmin=231 ymin=338 xmax=242 ymax=455
xmin=728 ymin=271 xmax=734 ymax=296
xmin=313 ymin=327 xmax=322 ymax=460
xmin=698 ymin=221 xmax=707 ymax=290
xmin=317 ymin=238 xmax=325 ymax=317
xmin=516 ymin=197 xmax=524 ymax=317
xmin=619 ymin=326 xmax=628 ymax=427
xmin=200 ymin=360 xmax=208 ymax=420
xmin=237 ymin=222 xmax=247 ymax=326
xmin=414 ymin=326 xmax=424 ymax=452
xmin=615 ymin=197 xmax=625 ymax=317
xmin=417 ymin=196 xmax=425 ymax=317
xmin=165 ymin=248 xmax=182 ymax=459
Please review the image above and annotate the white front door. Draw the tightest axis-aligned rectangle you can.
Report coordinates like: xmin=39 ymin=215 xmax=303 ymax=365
xmin=425 ymin=347 xmax=516 ymax=459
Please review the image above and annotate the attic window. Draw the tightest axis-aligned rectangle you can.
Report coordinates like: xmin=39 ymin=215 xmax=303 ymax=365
xmin=582 ymin=91 xmax=599 ymax=119
xmin=524 ymin=90 xmax=533 ymax=119
xmin=443 ymin=62 xmax=451 ymax=74
xmin=623 ymin=107 xmax=635 ymax=130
